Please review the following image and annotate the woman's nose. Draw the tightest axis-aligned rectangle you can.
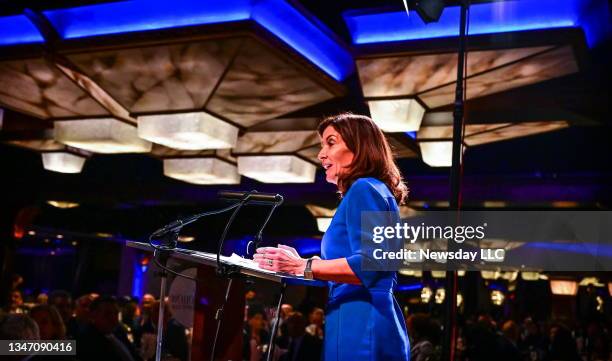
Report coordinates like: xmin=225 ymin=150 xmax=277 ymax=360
xmin=317 ymin=148 xmax=326 ymax=162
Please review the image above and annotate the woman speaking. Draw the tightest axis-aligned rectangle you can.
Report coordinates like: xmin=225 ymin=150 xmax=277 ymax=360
xmin=254 ymin=113 xmax=410 ymax=361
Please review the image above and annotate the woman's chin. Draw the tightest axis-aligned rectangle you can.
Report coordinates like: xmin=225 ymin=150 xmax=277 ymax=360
xmin=325 ymin=175 xmax=338 ymax=185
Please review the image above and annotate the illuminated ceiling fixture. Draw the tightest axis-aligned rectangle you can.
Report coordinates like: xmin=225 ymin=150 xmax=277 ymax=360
xmin=237 ymin=155 xmax=316 ymax=183
xmin=137 ymin=112 xmax=238 ymax=150
xmin=54 ymin=118 xmax=152 ymax=154
xmin=305 ymin=204 xmax=336 ymax=233
xmin=431 ymin=270 xmax=446 ymax=279
xmin=579 ymin=277 xmax=604 ymax=287
xmin=609 ymin=283 xmax=612 ymax=297
xmin=550 ymin=280 xmax=578 ymax=296
xmin=164 ymin=158 xmax=240 ymax=185
xmin=456 ymin=293 xmax=463 ymax=307
xmin=416 ymin=112 xmax=570 ymax=167
xmin=47 ymin=200 xmax=80 ymax=209
xmin=434 ymin=288 xmax=445 ymax=304
xmin=521 ymin=271 xmax=541 ymax=281
xmin=481 ymin=270 xmax=500 ymax=280
xmin=484 ymin=201 xmax=507 ymax=208
xmin=501 ymin=271 xmax=518 ymax=282
xmin=41 ymin=152 xmax=86 ymax=173
xmin=491 ymin=290 xmax=505 ymax=306
xmin=421 ymin=286 xmax=432 ymax=303
xmin=399 ymin=269 xmax=423 ymax=277
xmin=316 ymin=218 xmax=332 ymax=233
xmin=419 ymin=141 xmax=454 ymax=167
xmin=367 ymin=99 xmax=425 ymax=132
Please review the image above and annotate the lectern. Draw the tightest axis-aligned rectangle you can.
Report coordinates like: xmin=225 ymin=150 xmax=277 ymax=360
xmin=126 ymin=241 xmax=315 ymax=361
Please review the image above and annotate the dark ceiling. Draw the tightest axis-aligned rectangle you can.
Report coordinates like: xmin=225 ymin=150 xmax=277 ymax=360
xmin=0 ymin=0 xmax=610 ymax=230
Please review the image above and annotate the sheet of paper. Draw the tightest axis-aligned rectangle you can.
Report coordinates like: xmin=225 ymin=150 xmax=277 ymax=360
xmin=225 ymin=253 xmax=277 ymax=274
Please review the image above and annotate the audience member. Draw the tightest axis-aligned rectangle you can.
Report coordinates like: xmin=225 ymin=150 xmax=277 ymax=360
xmin=76 ymin=296 xmax=140 ymax=361
xmin=29 ymin=304 xmax=66 ymax=340
xmin=305 ymin=307 xmax=324 ymax=339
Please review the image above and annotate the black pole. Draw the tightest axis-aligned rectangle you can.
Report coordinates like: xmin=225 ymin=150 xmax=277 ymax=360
xmin=442 ymin=2 xmax=469 ymax=361
xmin=266 ymin=281 xmax=287 ymax=361
xmin=210 ymin=278 xmax=233 ymax=361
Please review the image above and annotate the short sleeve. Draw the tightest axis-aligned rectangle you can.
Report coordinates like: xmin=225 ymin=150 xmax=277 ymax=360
xmin=344 ymin=179 xmax=397 ymax=288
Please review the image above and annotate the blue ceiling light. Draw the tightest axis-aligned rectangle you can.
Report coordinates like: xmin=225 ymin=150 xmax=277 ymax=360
xmin=0 ymin=15 xmax=45 ymax=45
xmin=252 ymin=0 xmax=354 ymax=81
xmin=43 ymin=0 xmax=251 ymax=39
xmin=344 ymin=0 xmax=609 ymax=48
xmin=526 ymin=242 xmax=612 ymax=258
xmin=396 ymin=283 xmax=423 ymax=292
xmin=37 ymin=0 xmax=353 ymax=81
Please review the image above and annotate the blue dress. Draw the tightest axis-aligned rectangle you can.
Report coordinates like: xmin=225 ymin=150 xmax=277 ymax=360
xmin=321 ymin=177 xmax=410 ymax=361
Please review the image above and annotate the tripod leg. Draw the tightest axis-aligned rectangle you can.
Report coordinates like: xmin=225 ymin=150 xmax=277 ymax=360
xmin=266 ymin=281 xmax=287 ymax=361
xmin=210 ymin=278 xmax=233 ymax=361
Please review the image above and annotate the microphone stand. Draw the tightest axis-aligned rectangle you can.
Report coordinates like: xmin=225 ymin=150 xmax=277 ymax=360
xmin=153 ymin=231 xmax=178 ymax=361
xmin=147 ymin=190 xmax=283 ymax=361
xmin=210 ymin=193 xmax=284 ymax=361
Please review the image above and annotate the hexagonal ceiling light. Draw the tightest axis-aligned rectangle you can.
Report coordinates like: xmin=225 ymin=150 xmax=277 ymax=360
xmin=163 ymin=157 xmax=240 ymax=185
xmin=137 ymin=112 xmax=238 ymax=150
xmin=0 ymin=0 xmax=352 ymax=181
xmin=234 ymin=130 xmax=319 ymax=183
xmin=41 ymin=152 xmax=86 ymax=173
xmin=54 ymin=118 xmax=152 ymax=154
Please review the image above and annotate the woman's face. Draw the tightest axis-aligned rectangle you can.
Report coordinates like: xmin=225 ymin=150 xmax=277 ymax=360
xmin=318 ymin=126 xmax=354 ymax=185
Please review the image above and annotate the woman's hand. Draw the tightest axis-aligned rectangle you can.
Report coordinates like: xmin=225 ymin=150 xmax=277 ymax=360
xmin=253 ymin=244 xmax=307 ymax=276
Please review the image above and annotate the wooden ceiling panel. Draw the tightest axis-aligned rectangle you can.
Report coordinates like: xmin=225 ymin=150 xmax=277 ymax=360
xmin=206 ymin=39 xmax=334 ymax=127
xmin=0 ymin=58 xmax=109 ymax=118
xmin=357 ymin=46 xmax=553 ymax=98
xmin=66 ymin=39 xmax=242 ymax=113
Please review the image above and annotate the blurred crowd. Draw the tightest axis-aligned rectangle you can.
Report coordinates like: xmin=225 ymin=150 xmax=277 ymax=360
xmin=406 ymin=313 xmax=612 ymax=361
xmin=4 ymin=276 xmax=611 ymax=361
xmin=1 ymin=276 xmax=188 ymax=361
xmin=243 ymin=289 xmax=323 ymax=361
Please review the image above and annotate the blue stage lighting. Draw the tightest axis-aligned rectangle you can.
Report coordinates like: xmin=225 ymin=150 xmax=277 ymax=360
xmin=0 ymin=15 xmax=45 ymax=45
xmin=38 ymin=0 xmax=353 ymax=81
xmin=344 ymin=0 xmax=609 ymax=48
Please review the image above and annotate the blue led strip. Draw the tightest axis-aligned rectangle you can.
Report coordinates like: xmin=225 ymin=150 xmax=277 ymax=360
xmin=42 ymin=0 xmax=252 ymax=39
xmin=0 ymin=15 xmax=45 ymax=45
xmin=396 ymin=283 xmax=424 ymax=292
xmin=30 ymin=0 xmax=353 ymax=81
xmin=526 ymin=242 xmax=612 ymax=258
xmin=344 ymin=0 xmax=610 ymax=48
xmin=252 ymin=0 xmax=353 ymax=82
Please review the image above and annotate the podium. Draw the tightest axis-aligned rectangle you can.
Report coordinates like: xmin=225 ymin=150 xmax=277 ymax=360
xmin=126 ymin=241 xmax=316 ymax=361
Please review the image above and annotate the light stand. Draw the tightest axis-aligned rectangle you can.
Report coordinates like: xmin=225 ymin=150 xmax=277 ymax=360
xmin=153 ymin=231 xmax=178 ymax=361
xmin=442 ymin=1 xmax=469 ymax=361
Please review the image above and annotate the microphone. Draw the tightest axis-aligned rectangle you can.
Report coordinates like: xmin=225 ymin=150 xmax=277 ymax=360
xmin=218 ymin=190 xmax=284 ymax=205
xmin=151 ymin=219 xmax=184 ymax=239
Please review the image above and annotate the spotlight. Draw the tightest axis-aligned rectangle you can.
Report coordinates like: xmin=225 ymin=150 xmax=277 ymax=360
xmin=414 ymin=0 xmax=446 ymax=23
